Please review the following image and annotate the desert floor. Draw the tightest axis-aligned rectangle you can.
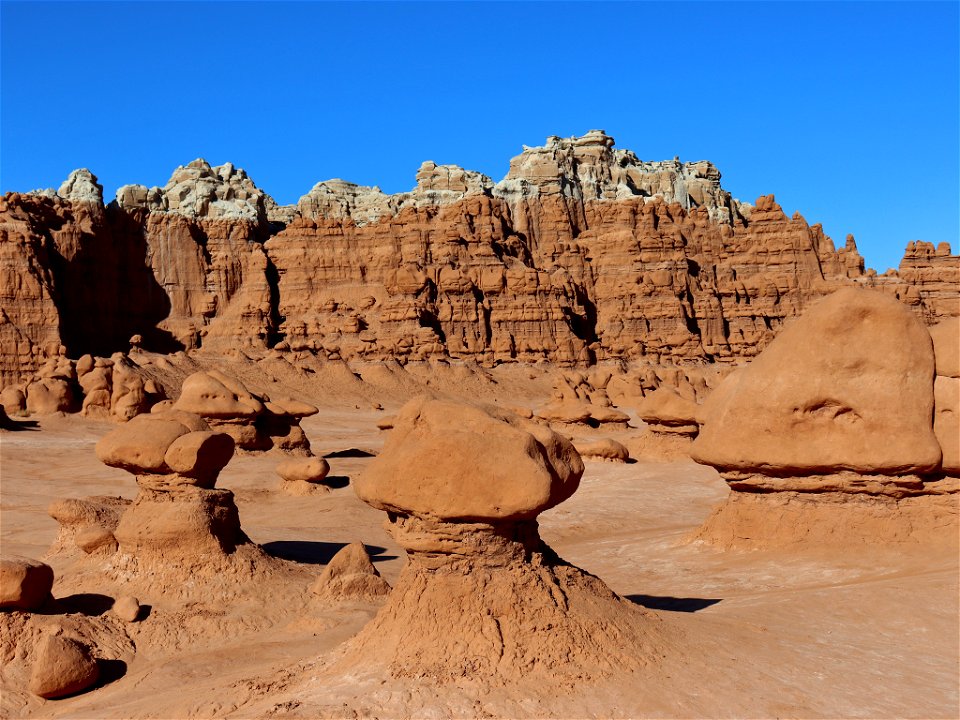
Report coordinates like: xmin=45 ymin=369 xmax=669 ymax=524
xmin=1 ymin=361 xmax=958 ymax=719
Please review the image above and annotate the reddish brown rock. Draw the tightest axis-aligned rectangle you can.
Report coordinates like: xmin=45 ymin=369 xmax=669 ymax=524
xmin=690 ymin=287 xmax=957 ymax=548
xmin=692 ymin=288 xmax=941 ymax=475
xmin=28 ymin=634 xmax=100 ymax=699
xmin=310 ymin=542 xmax=391 ymax=602
xmin=0 ymin=135 xmax=956 ymax=385
xmin=0 ymin=557 xmax=54 ymax=611
xmin=340 ymin=397 xmax=660 ymax=685
xmin=355 ymin=397 xmax=583 ymax=521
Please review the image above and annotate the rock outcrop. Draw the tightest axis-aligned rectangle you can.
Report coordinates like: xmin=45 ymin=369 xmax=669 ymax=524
xmin=77 ymin=410 xmax=281 ymax=596
xmin=341 ymin=397 xmax=659 ymax=684
xmin=171 ymin=370 xmax=315 ymax=454
xmin=1 ymin=133 xmax=957 ymax=386
xmin=691 ymin=288 xmax=957 ymax=548
xmin=310 ymin=542 xmax=391 ymax=602
xmin=0 ymin=557 xmax=54 ymax=611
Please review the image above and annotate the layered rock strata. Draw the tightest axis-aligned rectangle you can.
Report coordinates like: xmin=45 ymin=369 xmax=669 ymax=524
xmin=1 ymin=133 xmax=957 ymax=385
xmin=691 ymin=288 xmax=958 ymax=547
xmin=341 ymin=397 xmax=660 ymax=684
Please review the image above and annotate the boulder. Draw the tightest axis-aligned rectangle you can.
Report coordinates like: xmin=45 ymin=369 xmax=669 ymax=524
xmin=692 ymin=289 xmax=941 ymax=474
xmin=356 ymin=397 xmax=583 ymax=521
xmin=310 ymin=542 xmax=391 ymax=601
xmin=28 ymin=634 xmax=100 ymax=699
xmin=0 ymin=556 xmax=54 ymax=611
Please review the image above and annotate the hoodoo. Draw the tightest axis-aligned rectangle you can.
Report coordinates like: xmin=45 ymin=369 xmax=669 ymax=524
xmin=691 ymin=287 xmax=958 ymax=547
xmin=341 ymin=397 xmax=661 ymax=684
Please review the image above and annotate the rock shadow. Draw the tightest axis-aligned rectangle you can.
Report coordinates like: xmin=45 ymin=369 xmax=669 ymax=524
xmin=0 ymin=417 xmax=40 ymax=432
xmin=52 ymin=593 xmax=115 ymax=616
xmin=625 ymin=594 xmax=721 ymax=613
xmin=324 ymin=475 xmax=350 ymax=489
xmin=323 ymin=448 xmax=376 ymax=458
xmin=262 ymin=540 xmax=395 ymax=566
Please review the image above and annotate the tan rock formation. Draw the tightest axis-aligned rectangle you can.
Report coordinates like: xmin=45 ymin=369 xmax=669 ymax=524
xmin=691 ymin=288 xmax=957 ymax=547
xmin=82 ymin=411 xmax=283 ymax=595
xmin=276 ymin=457 xmax=331 ymax=495
xmin=310 ymin=542 xmax=391 ymax=602
xmin=28 ymin=634 xmax=100 ymax=699
xmin=574 ymin=437 xmax=630 ymax=462
xmin=0 ymin=557 xmax=54 ymax=611
xmin=637 ymin=387 xmax=700 ymax=436
xmin=342 ymin=397 xmax=659 ymax=684
xmin=692 ymin=288 xmax=940 ymax=476
xmin=172 ymin=370 xmax=313 ymax=454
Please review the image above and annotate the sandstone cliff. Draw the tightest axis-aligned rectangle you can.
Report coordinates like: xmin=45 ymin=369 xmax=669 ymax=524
xmin=1 ymin=132 xmax=956 ymax=385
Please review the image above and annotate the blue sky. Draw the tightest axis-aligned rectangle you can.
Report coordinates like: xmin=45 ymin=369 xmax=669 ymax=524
xmin=2 ymin=1 xmax=957 ymax=272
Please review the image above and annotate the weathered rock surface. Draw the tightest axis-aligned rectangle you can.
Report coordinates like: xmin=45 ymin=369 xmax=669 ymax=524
xmin=355 ymin=397 xmax=583 ymax=521
xmin=28 ymin=634 xmax=100 ymax=699
xmin=692 ymin=288 xmax=941 ymax=475
xmin=574 ymin=437 xmax=630 ymax=462
xmin=310 ymin=542 xmax=391 ymax=602
xmin=342 ymin=397 xmax=658 ymax=684
xmin=690 ymin=287 xmax=957 ymax=547
xmin=0 ymin=557 xmax=54 ymax=611
xmin=1 ymin=133 xmax=956 ymax=385
xmin=172 ymin=370 xmax=314 ymax=455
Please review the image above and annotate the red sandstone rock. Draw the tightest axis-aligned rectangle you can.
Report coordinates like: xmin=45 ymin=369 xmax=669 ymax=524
xmin=0 ymin=557 xmax=54 ymax=611
xmin=692 ymin=288 xmax=941 ymax=475
xmin=0 ymin=135 xmax=956 ymax=385
xmin=355 ymin=397 xmax=583 ymax=521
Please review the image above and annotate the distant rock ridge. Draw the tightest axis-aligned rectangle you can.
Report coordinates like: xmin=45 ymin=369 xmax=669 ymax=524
xmin=0 ymin=131 xmax=957 ymax=385
xmin=101 ymin=131 xmax=740 ymax=228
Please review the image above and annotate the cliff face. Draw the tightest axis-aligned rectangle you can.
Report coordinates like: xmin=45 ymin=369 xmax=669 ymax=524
xmin=1 ymin=132 xmax=956 ymax=385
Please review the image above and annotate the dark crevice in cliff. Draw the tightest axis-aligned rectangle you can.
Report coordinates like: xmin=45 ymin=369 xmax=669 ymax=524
xmin=264 ymin=253 xmax=284 ymax=347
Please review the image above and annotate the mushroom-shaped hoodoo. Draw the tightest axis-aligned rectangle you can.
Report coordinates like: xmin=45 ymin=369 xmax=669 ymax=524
xmin=690 ymin=288 xmax=958 ymax=548
xmin=341 ymin=397 xmax=658 ymax=684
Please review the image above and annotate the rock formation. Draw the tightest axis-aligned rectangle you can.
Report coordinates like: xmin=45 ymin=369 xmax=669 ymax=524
xmin=930 ymin=318 xmax=959 ymax=474
xmin=171 ymin=370 xmax=315 ymax=454
xmin=28 ymin=634 xmax=100 ymax=699
xmin=0 ymin=558 xmax=54 ymax=611
xmin=574 ymin=437 xmax=631 ymax=462
xmin=310 ymin=542 xmax=391 ymax=602
xmin=2 ymin=132 xmax=956 ymax=386
xmin=276 ymin=457 xmax=331 ymax=495
xmin=537 ymin=370 xmax=630 ymax=427
xmin=80 ymin=410 xmax=281 ymax=596
xmin=690 ymin=288 xmax=958 ymax=548
xmin=340 ymin=397 xmax=659 ymax=684
xmin=637 ymin=387 xmax=700 ymax=437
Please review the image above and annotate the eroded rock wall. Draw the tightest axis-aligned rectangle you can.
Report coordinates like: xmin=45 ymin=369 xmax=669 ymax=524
xmin=1 ymin=132 xmax=957 ymax=385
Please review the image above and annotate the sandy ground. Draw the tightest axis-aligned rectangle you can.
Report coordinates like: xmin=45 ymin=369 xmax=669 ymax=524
xmin=1 ymin=387 xmax=958 ymax=718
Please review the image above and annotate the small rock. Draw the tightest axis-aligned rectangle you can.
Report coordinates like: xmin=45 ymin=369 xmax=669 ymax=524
xmin=276 ymin=457 xmax=330 ymax=483
xmin=112 ymin=595 xmax=141 ymax=622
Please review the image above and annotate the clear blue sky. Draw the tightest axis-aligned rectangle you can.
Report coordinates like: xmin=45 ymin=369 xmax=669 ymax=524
xmin=2 ymin=1 xmax=957 ymax=272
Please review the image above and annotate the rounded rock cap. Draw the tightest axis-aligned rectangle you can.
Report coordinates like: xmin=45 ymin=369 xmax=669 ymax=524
xmin=692 ymin=288 xmax=941 ymax=474
xmin=354 ymin=397 xmax=584 ymax=521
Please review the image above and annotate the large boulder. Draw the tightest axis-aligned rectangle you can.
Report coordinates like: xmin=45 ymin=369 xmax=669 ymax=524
xmin=28 ymin=635 xmax=100 ymax=699
xmin=692 ymin=288 xmax=941 ymax=474
xmin=0 ymin=557 xmax=54 ymax=611
xmin=355 ymin=397 xmax=583 ymax=521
